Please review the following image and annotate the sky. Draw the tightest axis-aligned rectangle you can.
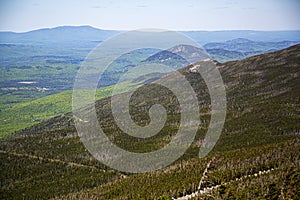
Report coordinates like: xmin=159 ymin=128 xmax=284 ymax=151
xmin=0 ymin=0 xmax=299 ymax=32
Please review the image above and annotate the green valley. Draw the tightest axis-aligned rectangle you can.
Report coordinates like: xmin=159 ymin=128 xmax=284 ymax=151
xmin=0 ymin=81 xmax=145 ymax=138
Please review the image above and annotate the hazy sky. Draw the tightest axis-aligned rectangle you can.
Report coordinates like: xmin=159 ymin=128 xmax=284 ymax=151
xmin=0 ymin=0 xmax=299 ymax=32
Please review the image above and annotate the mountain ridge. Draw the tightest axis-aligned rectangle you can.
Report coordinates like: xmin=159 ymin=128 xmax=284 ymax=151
xmin=1 ymin=26 xmax=300 ymax=45
xmin=204 ymin=38 xmax=299 ymax=52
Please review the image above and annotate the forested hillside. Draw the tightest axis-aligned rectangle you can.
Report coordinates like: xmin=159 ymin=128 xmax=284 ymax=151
xmin=0 ymin=45 xmax=299 ymax=199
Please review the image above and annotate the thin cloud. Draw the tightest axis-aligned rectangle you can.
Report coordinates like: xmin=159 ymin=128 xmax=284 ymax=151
xmin=92 ymin=5 xmax=106 ymax=9
xmin=214 ymin=6 xmax=229 ymax=10
xmin=242 ymin=7 xmax=256 ymax=10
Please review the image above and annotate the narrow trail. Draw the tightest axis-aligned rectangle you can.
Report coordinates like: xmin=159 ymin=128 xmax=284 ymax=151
xmin=0 ymin=150 xmax=111 ymax=172
xmin=197 ymin=158 xmax=214 ymax=191
xmin=175 ymin=167 xmax=275 ymax=200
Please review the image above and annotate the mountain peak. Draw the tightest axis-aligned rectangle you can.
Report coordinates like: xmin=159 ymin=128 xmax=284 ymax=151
xmin=168 ymin=44 xmax=209 ymax=63
xmin=143 ymin=44 xmax=209 ymax=66
xmin=168 ymin=44 xmax=202 ymax=53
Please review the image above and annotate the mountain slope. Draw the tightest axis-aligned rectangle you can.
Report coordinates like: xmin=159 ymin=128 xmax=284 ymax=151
xmin=1 ymin=45 xmax=300 ymax=199
xmin=18 ymin=44 xmax=300 ymax=138
xmin=206 ymin=48 xmax=246 ymax=62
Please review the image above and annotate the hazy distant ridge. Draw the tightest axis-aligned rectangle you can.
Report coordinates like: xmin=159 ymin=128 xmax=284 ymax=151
xmin=1 ymin=25 xmax=300 ymax=45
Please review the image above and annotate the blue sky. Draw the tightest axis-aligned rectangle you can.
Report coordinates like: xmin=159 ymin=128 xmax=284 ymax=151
xmin=0 ymin=0 xmax=299 ymax=32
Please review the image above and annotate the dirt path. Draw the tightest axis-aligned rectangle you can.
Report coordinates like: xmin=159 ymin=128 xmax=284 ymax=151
xmin=175 ymin=168 xmax=275 ymax=200
xmin=0 ymin=149 xmax=110 ymax=172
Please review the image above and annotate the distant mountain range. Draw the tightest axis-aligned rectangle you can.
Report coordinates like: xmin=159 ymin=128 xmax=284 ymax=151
xmin=143 ymin=40 xmax=300 ymax=64
xmin=204 ymin=38 xmax=299 ymax=52
xmin=1 ymin=25 xmax=300 ymax=45
xmin=0 ymin=26 xmax=118 ymax=46
xmin=204 ymin=38 xmax=299 ymax=62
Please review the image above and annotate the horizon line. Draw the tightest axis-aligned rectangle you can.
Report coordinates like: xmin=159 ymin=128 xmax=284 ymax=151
xmin=1 ymin=25 xmax=300 ymax=33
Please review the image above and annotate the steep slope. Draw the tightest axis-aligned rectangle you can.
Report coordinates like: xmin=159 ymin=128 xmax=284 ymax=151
xmin=1 ymin=45 xmax=300 ymax=199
